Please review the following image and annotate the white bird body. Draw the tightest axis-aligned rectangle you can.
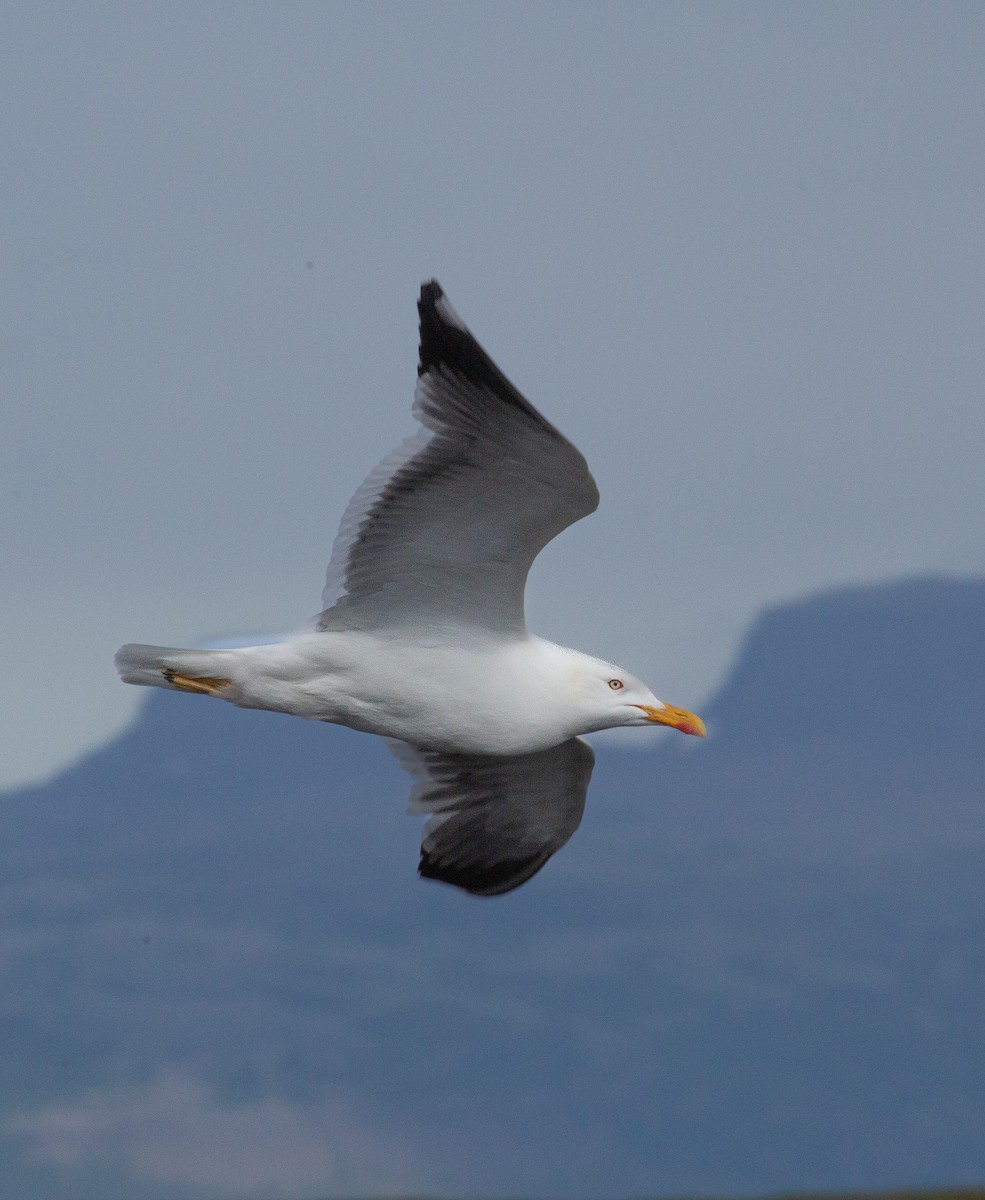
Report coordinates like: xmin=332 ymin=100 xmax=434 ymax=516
xmin=116 ymin=281 xmax=705 ymax=896
xmin=119 ymin=633 xmax=667 ymax=755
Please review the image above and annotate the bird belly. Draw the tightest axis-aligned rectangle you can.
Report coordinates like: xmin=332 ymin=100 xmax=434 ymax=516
xmin=222 ymin=632 xmax=570 ymax=756
xmin=332 ymin=646 xmax=568 ymax=754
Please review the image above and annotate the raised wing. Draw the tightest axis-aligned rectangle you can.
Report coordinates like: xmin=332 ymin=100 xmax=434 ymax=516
xmin=317 ymin=281 xmax=599 ymax=637
xmin=389 ymin=737 xmax=595 ymax=896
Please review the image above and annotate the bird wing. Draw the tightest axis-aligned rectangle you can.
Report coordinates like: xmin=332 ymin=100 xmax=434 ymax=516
xmin=317 ymin=281 xmax=599 ymax=637
xmin=389 ymin=737 xmax=595 ymax=896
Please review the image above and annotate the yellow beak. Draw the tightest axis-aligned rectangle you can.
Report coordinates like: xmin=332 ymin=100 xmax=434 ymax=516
xmin=637 ymin=704 xmax=707 ymax=738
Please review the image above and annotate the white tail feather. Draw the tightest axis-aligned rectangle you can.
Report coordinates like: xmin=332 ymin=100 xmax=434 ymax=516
xmin=114 ymin=644 xmax=235 ymax=690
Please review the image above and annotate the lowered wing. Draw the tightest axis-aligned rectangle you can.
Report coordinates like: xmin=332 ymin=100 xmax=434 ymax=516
xmin=390 ymin=736 xmax=595 ymax=896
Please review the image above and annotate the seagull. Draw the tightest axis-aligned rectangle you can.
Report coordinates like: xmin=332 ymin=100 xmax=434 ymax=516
xmin=116 ymin=281 xmax=705 ymax=896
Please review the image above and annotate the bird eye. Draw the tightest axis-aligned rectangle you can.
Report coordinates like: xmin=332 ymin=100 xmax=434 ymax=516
xmin=608 ymin=679 xmax=624 ymax=690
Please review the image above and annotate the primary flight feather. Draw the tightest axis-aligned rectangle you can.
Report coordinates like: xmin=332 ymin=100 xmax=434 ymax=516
xmin=116 ymin=281 xmax=705 ymax=896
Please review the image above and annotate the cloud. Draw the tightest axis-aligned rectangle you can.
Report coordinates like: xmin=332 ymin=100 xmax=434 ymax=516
xmin=6 ymin=1068 xmax=420 ymax=1197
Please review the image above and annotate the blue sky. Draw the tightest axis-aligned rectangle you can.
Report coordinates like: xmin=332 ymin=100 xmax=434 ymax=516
xmin=4 ymin=2 xmax=984 ymax=788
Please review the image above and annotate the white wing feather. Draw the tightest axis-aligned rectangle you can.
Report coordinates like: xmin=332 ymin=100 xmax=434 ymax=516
xmin=317 ymin=281 xmax=599 ymax=637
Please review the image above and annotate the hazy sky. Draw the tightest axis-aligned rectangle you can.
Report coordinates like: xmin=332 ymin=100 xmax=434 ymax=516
xmin=4 ymin=2 xmax=984 ymax=789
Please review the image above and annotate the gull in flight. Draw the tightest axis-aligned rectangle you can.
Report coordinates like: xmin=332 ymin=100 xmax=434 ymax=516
xmin=116 ymin=282 xmax=705 ymax=896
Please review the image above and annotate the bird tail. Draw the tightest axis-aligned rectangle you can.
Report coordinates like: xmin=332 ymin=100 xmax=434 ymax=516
xmin=114 ymin=643 xmax=236 ymax=691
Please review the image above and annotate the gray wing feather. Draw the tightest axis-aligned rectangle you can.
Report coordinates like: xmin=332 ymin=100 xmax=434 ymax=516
xmin=317 ymin=281 xmax=599 ymax=637
xmin=389 ymin=737 xmax=596 ymax=896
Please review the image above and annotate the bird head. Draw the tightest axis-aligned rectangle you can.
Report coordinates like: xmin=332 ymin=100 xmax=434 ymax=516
xmin=562 ymin=650 xmax=706 ymax=739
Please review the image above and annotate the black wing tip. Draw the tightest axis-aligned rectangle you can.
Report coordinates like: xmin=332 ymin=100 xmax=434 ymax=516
xmin=414 ymin=280 xmax=555 ymax=433
xmin=418 ymin=847 xmax=550 ymax=897
xmin=416 ymin=278 xmax=472 ymax=380
xmin=419 ymin=278 xmax=444 ymax=307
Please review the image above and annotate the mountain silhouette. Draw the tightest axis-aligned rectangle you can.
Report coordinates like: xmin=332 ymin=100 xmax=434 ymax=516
xmin=1 ymin=576 xmax=982 ymax=1199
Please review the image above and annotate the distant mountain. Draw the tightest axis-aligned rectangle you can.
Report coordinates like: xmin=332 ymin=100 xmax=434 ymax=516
xmin=1 ymin=576 xmax=983 ymax=1200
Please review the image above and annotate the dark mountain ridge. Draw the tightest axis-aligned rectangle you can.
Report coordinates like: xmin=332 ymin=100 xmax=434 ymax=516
xmin=1 ymin=575 xmax=983 ymax=1199
xmin=709 ymin=575 xmax=985 ymax=751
